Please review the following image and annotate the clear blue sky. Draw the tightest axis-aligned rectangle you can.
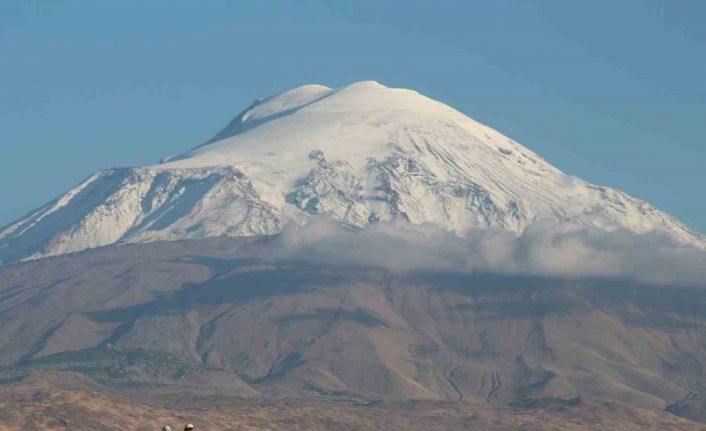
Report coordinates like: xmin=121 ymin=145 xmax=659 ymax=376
xmin=1 ymin=1 xmax=705 ymax=231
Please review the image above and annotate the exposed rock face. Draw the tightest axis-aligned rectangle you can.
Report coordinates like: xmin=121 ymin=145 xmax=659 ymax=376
xmin=1 ymin=81 xmax=703 ymax=263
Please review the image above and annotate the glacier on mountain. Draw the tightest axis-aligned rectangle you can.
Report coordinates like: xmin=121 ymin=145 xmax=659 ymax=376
xmin=1 ymin=81 xmax=703 ymax=263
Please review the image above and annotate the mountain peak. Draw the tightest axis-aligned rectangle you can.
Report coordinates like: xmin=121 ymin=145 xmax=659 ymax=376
xmin=1 ymin=81 xmax=704 ymax=263
xmin=161 ymin=80 xmax=482 ymax=173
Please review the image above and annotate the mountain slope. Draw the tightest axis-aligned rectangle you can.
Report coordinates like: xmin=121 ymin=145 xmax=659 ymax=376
xmin=1 ymin=81 xmax=703 ymax=263
xmin=2 ymin=239 xmax=706 ymax=418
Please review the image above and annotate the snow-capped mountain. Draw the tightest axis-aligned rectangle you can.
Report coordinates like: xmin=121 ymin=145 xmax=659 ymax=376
xmin=1 ymin=81 xmax=703 ymax=263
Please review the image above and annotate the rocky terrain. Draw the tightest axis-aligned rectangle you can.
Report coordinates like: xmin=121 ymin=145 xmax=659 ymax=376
xmin=0 ymin=371 xmax=704 ymax=431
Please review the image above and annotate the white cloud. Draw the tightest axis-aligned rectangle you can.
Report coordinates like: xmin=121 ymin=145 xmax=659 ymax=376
xmin=258 ymin=217 xmax=706 ymax=286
